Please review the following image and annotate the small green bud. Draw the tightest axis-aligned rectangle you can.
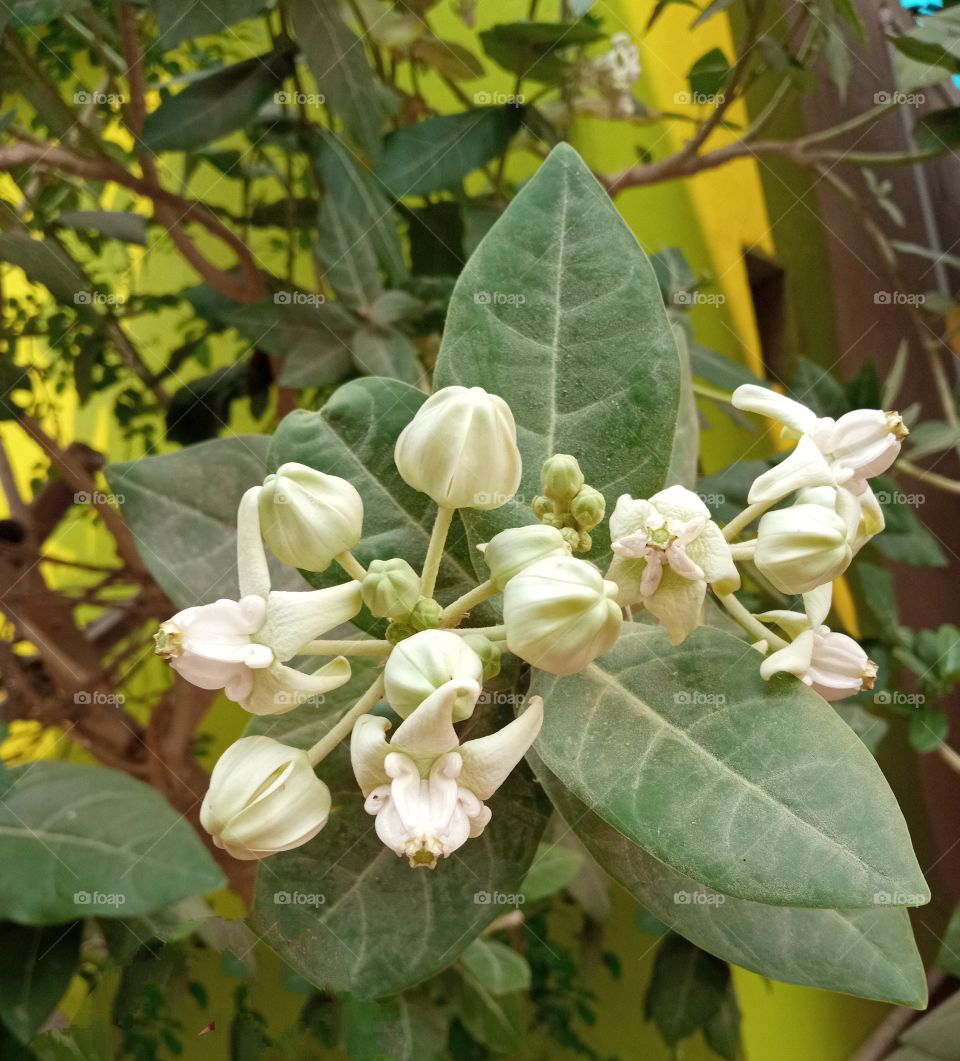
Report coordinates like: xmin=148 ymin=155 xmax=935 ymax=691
xmin=559 ymin=527 xmax=581 ymax=551
xmin=461 ymin=634 xmax=502 ymax=681
xmin=532 ymin=495 xmax=554 ymax=519
xmin=541 ymin=454 xmax=584 ymax=504
xmin=577 ymin=531 xmax=592 ymax=553
xmin=409 ymin=597 xmax=443 ymax=631
xmin=571 ymin=485 xmax=605 ymax=531
xmin=542 ymin=512 xmax=565 ymax=529
xmin=361 ymin=558 xmax=421 ymax=619
xmin=386 ymin=621 xmax=416 ymax=645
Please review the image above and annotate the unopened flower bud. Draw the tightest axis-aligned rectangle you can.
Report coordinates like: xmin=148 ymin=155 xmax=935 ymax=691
xmin=503 ymin=556 xmax=622 ymax=676
xmin=754 ymin=503 xmax=852 ymax=595
xmin=394 ymin=386 xmax=522 ymax=511
xmin=761 ymin=625 xmax=878 ymax=702
xmin=461 ymin=634 xmax=502 ymax=681
xmin=386 ymin=621 xmax=416 ymax=645
xmin=577 ymin=530 xmax=592 ymax=552
xmin=259 ymin=463 xmax=363 ymax=572
xmin=571 ymin=486 xmax=605 ymax=531
xmin=560 ymin=527 xmax=581 ymax=550
xmin=199 ymin=736 xmax=331 ymax=860
xmin=541 ymin=454 xmax=585 ymax=504
xmin=384 ymin=629 xmax=484 ymax=720
xmin=361 ymin=558 xmax=421 ymax=619
xmin=532 ymin=495 xmax=554 ymax=519
xmin=481 ymin=524 xmax=570 ymax=590
xmin=410 ymin=597 xmax=444 ymax=631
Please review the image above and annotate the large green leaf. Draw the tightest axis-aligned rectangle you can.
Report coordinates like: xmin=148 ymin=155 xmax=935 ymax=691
xmin=0 ymin=763 xmax=223 ymax=925
xmin=434 ymin=143 xmax=681 ymax=568
xmin=106 ymin=435 xmax=307 ymax=609
xmin=534 ymin=757 xmax=927 ymax=1007
xmin=376 ymin=107 xmax=523 ymax=198
xmin=266 ymin=378 xmax=479 ymax=607
xmin=0 ymin=921 xmax=81 ymax=1043
xmin=247 ymin=668 xmax=549 ymax=996
xmin=531 ymin=625 xmax=928 ymax=910
xmin=152 ymin=0 xmax=266 ymax=50
xmin=142 ymin=48 xmax=295 ymax=152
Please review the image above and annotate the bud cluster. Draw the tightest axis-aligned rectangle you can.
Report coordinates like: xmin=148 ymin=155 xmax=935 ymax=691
xmin=533 ymin=454 xmax=606 ymax=553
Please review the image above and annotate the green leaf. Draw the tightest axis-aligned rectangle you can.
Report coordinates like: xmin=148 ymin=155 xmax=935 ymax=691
xmin=790 ymin=355 xmax=849 ymax=418
xmin=248 ymin=672 xmax=549 ymax=996
xmin=153 ymin=0 xmax=266 ymax=49
xmin=668 ymin=322 xmax=699 ymax=488
xmin=905 ymin=420 xmax=960 ymax=460
xmin=890 ymin=8 xmax=960 ymax=89
xmin=520 ymin=841 xmax=583 ymax=902
xmin=459 ymin=938 xmax=532 ymax=995
xmin=936 ymin=902 xmax=960 ymax=977
xmin=0 ymin=921 xmax=81 ymax=1043
xmin=30 ymin=1021 xmax=112 ymax=1061
xmin=376 ymin=107 xmax=523 ymax=198
xmin=142 ymin=48 xmax=295 ymax=152
xmin=871 ymin=474 xmax=947 ymax=567
xmin=435 ymin=143 xmax=681 ymax=569
xmin=689 ymin=343 xmax=765 ymax=395
xmin=532 ymin=755 xmax=928 ymax=1006
xmin=479 ymin=20 xmax=605 ymax=84
xmin=0 ymin=360 xmax=31 ymax=422
xmin=688 ymin=48 xmax=730 ymax=99
xmin=352 ymin=325 xmax=421 ymax=384
xmin=703 ymin=985 xmax=742 ymax=1061
xmin=530 ymin=625 xmax=929 ymax=909
xmin=106 ymin=434 xmax=307 ymax=609
xmin=265 ymin=379 xmax=479 ymax=608
xmin=692 ymin=0 xmax=735 ymax=28
xmin=0 ymin=234 xmax=91 ymax=311
xmin=56 ymin=210 xmax=147 ymax=245
xmin=314 ymin=135 xmax=407 ymax=286
xmin=290 ymin=0 xmax=393 ymax=160
xmin=914 ymin=107 xmax=960 ymax=155
xmin=908 ymin=703 xmax=948 ymax=753
xmin=0 ymin=762 xmax=223 ymax=925
xmin=316 ymin=194 xmax=384 ymax=312
xmin=894 ymin=990 xmax=960 ymax=1057
xmin=453 ymin=971 xmax=525 ymax=1052
xmin=341 ymin=995 xmax=446 ymax=1061
xmin=411 ymin=37 xmax=485 ymax=81
xmin=645 ymin=935 xmax=729 ymax=1045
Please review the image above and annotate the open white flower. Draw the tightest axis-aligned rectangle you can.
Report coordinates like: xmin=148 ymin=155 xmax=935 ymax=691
xmin=155 ymin=487 xmax=361 ymax=715
xmin=732 ymin=385 xmax=907 ymax=497
xmin=606 ymin=486 xmax=739 ymax=644
xmin=200 ymin=736 xmax=331 ymax=860
xmin=352 ymin=679 xmax=544 ymax=868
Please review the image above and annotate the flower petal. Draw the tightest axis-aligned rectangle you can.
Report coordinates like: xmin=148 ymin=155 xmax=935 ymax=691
xmin=747 ymin=434 xmax=839 ymax=505
xmin=694 ymin=521 xmax=740 ymax=595
xmin=259 ymin=581 xmax=362 ymax=662
xmin=391 ymin=678 xmax=477 ymax=761
xmin=352 ymin=715 xmax=392 ymax=796
xmin=237 ymin=486 xmax=271 ymax=600
xmin=241 ymin=658 xmax=352 ymax=716
xmin=459 ymin=696 xmax=545 ymax=801
xmin=731 ymin=384 xmax=819 ymax=435
xmin=759 ymin=628 xmax=816 ymax=681
xmin=643 ymin=568 xmax=707 ymax=645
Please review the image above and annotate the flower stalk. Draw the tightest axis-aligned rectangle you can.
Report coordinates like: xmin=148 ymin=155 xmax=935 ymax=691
xmin=307 ymin=675 xmax=386 ymax=767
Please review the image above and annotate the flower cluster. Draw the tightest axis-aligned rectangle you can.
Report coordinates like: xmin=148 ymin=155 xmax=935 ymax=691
xmin=153 ymin=382 xmax=904 ymax=867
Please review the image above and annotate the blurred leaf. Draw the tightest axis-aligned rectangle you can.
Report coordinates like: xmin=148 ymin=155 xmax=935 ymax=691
xmin=0 ymin=921 xmax=81 ymax=1043
xmin=290 ymin=0 xmax=395 ymax=160
xmin=0 ymin=233 xmax=91 ymax=310
xmin=0 ymin=360 xmax=31 ymax=421
xmin=905 ymin=420 xmax=960 ymax=459
xmin=688 ymin=48 xmax=730 ymax=99
xmin=30 ymin=1021 xmax=112 ymax=1061
xmin=871 ymin=474 xmax=947 ymax=567
xmin=703 ymin=984 xmax=742 ymax=1061
xmin=909 ymin=703 xmax=948 ymax=753
xmin=890 ymin=8 xmax=960 ymax=83
xmin=893 ymin=987 xmax=960 ymax=1057
xmin=56 ymin=211 xmax=147 ymax=245
xmin=914 ymin=107 xmax=960 ymax=155
xmin=937 ymin=903 xmax=960 ymax=977
xmin=152 ymin=0 xmax=266 ymax=49
xmin=351 ymin=325 xmax=421 ymax=383
xmin=247 ymin=198 xmax=317 ymax=228
xmin=5 ymin=0 xmax=83 ymax=25
xmin=834 ymin=703 xmax=889 ymax=755
xmin=459 ymin=938 xmax=531 ymax=995
xmin=454 ymin=971 xmax=525 ymax=1052
xmin=411 ymin=37 xmax=484 ymax=80
xmin=645 ymin=935 xmax=729 ymax=1045
xmin=164 ymin=355 xmax=271 ymax=446
xmin=856 ymin=561 xmax=900 ymax=640
xmin=316 ymin=199 xmax=384 ymax=311
xmin=692 ymin=0 xmax=735 ymax=28
xmin=646 ymin=0 xmax=698 ymax=31
xmin=342 ymin=995 xmax=446 ymax=1060
xmin=142 ymin=47 xmax=296 ymax=152
xmin=368 ymin=291 xmax=423 ymax=328
xmin=0 ymin=762 xmax=223 ymax=924
xmin=406 ymin=201 xmax=466 ymax=277
xmin=521 ymin=842 xmax=583 ymax=902
xmin=690 ymin=343 xmax=765 ymax=396
xmin=376 ymin=107 xmax=523 ymax=197
xmin=790 ymin=356 xmax=849 ymax=418
xmin=480 ymin=20 xmax=605 ymax=84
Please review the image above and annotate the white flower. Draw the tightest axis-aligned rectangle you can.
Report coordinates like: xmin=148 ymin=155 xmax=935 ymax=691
xmin=760 ymin=624 xmax=877 ymax=702
xmin=480 ymin=524 xmax=571 ymax=590
xmin=351 ymin=679 xmax=544 ymax=868
xmin=155 ymin=487 xmax=362 ymax=715
xmin=753 ymin=502 xmax=852 ymax=595
xmin=580 ymin=33 xmax=641 ymax=117
xmin=732 ymin=385 xmax=907 ymax=497
xmin=503 ymin=556 xmax=622 ymax=675
xmin=199 ymin=736 xmax=331 ymax=860
xmin=394 ymin=386 xmax=522 ymax=511
xmin=384 ymin=629 xmax=484 ymax=721
xmin=258 ymin=462 xmax=363 ymax=572
xmin=605 ymin=486 xmax=739 ymax=644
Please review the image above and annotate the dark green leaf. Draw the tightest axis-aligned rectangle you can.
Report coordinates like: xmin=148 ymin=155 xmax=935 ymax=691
xmin=790 ymin=356 xmax=849 ymax=418
xmin=56 ymin=211 xmax=147 ymax=245
xmin=0 ymin=234 xmax=91 ymax=311
xmin=703 ymin=984 xmax=741 ymax=1061
xmin=914 ymin=107 xmax=960 ymax=155
xmin=692 ymin=0 xmax=735 ymax=28
xmin=153 ymin=0 xmax=266 ymax=50
xmin=351 ymin=325 xmax=421 ymax=384
xmin=341 ymin=995 xmax=446 ymax=1060
xmin=480 ymin=20 xmax=605 ymax=84
xmin=688 ymin=48 xmax=730 ymax=99
xmin=30 ymin=1021 xmax=112 ymax=1061
xmin=0 ymin=360 xmax=31 ymax=422
xmin=459 ymin=938 xmax=531 ymax=995
xmin=645 ymin=935 xmax=729 ymax=1045
xmin=871 ymin=474 xmax=947 ymax=567
xmin=520 ymin=842 xmax=583 ymax=902
xmin=908 ymin=703 xmax=948 ymax=753
xmin=0 ymin=921 xmax=81 ymax=1043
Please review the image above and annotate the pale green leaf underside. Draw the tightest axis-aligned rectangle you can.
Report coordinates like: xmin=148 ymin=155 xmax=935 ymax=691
xmin=531 ymin=625 xmax=928 ymax=910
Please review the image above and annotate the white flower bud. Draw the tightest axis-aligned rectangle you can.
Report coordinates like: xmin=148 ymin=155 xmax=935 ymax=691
xmin=384 ymin=629 xmax=484 ymax=721
xmin=480 ymin=524 xmax=571 ymax=590
xmin=394 ymin=386 xmax=522 ymax=510
xmin=503 ymin=556 xmax=622 ymax=676
xmin=754 ymin=503 xmax=852 ymax=595
xmin=259 ymin=463 xmax=363 ymax=572
xmin=361 ymin=558 xmax=421 ymax=618
xmin=199 ymin=736 xmax=331 ymax=860
xmin=761 ymin=626 xmax=877 ymax=702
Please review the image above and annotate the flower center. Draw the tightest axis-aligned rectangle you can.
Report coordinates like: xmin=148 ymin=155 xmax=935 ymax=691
xmin=153 ymin=623 xmax=184 ymax=659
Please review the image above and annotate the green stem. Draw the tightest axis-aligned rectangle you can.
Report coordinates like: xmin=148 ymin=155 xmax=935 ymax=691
xmin=722 ymin=499 xmax=775 ymax=542
xmin=453 ymin=624 xmax=506 ymax=640
xmin=692 ymin=380 xmax=735 ymax=404
xmin=728 ymin=541 xmax=756 ymax=560
xmin=441 ymin=580 xmax=499 ymax=627
xmin=716 ymin=593 xmax=787 ymax=651
xmin=420 ymin=506 xmax=454 ymax=599
xmin=301 ymin=639 xmax=391 ymax=657
xmin=336 ymin=551 xmax=367 ymax=581
xmin=898 ymin=460 xmax=960 ymax=496
xmin=307 ymin=675 xmax=385 ymax=767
